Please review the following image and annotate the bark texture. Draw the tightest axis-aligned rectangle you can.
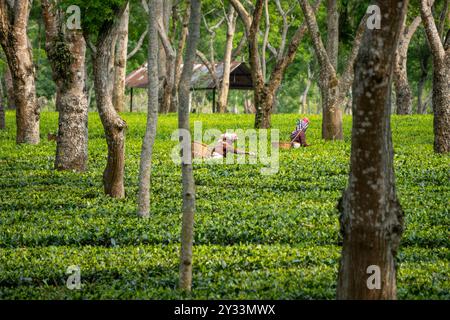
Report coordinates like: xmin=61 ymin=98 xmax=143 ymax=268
xmin=42 ymin=0 xmax=88 ymax=172
xmin=178 ymin=0 xmax=200 ymax=292
xmin=113 ymin=2 xmax=129 ymax=113
xmin=4 ymin=66 xmax=14 ymax=109
xmin=0 ymin=0 xmax=40 ymax=144
xmin=420 ymin=0 xmax=450 ymax=154
xmin=138 ymin=0 xmax=160 ymax=218
xmin=337 ymin=0 xmax=407 ymax=300
xmin=93 ymin=4 xmax=129 ymax=198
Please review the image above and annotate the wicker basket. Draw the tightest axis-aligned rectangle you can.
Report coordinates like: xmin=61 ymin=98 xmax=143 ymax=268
xmin=272 ymin=141 xmax=292 ymax=150
xmin=192 ymin=141 xmax=213 ymax=159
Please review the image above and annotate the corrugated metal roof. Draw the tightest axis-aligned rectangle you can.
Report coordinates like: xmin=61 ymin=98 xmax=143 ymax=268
xmin=125 ymin=61 xmax=253 ymax=90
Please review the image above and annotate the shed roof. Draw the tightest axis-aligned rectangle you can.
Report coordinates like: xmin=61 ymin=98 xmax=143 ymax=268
xmin=125 ymin=61 xmax=253 ymax=90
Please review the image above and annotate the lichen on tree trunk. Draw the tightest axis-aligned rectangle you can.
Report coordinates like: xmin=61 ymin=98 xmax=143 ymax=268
xmin=431 ymin=62 xmax=450 ymax=153
xmin=337 ymin=0 xmax=407 ymax=300
xmin=42 ymin=0 xmax=89 ymax=172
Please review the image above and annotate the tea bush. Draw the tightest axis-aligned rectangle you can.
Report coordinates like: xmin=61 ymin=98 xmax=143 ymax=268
xmin=0 ymin=112 xmax=448 ymax=299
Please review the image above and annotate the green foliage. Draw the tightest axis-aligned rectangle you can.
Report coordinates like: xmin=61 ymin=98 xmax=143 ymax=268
xmin=0 ymin=112 xmax=448 ymax=299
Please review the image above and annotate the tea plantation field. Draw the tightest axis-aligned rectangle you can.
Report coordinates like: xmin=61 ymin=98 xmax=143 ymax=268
xmin=0 ymin=112 xmax=448 ymax=299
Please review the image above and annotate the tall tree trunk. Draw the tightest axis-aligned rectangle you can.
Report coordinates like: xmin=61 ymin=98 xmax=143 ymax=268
xmin=394 ymin=16 xmax=422 ymax=115
xmin=4 ymin=66 xmax=14 ymax=109
xmin=337 ymin=0 xmax=407 ymax=300
xmin=217 ymin=5 xmax=237 ymax=113
xmin=93 ymin=4 xmax=129 ymax=198
xmin=420 ymin=0 xmax=450 ymax=154
xmin=113 ymin=2 xmax=129 ymax=113
xmin=138 ymin=0 xmax=160 ymax=218
xmin=0 ymin=0 xmax=40 ymax=144
xmin=300 ymin=0 xmax=341 ymax=140
xmin=42 ymin=0 xmax=89 ymax=172
xmin=0 ymin=77 xmax=4 ymax=129
xmin=299 ymin=0 xmax=366 ymax=140
xmin=178 ymin=0 xmax=200 ymax=292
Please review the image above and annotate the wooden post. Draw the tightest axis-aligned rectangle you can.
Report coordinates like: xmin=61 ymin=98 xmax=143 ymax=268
xmin=212 ymin=88 xmax=216 ymax=113
xmin=130 ymin=87 xmax=134 ymax=112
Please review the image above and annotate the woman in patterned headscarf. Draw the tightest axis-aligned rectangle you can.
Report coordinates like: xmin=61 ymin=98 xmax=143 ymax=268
xmin=290 ymin=118 xmax=311 ymax=148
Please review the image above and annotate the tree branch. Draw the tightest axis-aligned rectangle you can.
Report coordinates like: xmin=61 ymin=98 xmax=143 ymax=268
xmin=127 ymin=29 xmax=148 ymax=59
xmin=196 ymin=49 xmax=220 ymax=86
xmin=229 ymin=0 xmax=251 ymax=34
xmin=337 ymin=13 xmax=368 ymax=102
xmin=267 ymin=0 xmax=321 ymax=93
xmin=420 ymin=0 xmax=445 ymax=60
xmin=231 ymin=32 xmax=247 ymax=58
xmin=298 ymin=0 xmax=336 ymax=77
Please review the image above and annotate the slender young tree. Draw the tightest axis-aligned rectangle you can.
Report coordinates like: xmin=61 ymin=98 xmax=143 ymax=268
xmin=337 ymin=0 xmax=408 ymax=300
xmin=42 ymin=0 xmax=88 ymax=172
xmin=156 ymin=3 xmax=177 ymax=114
xmin=138 ymin=0 xmax=160 ymax=218
xmin=217 ymin=4 xmax=237 ymax=113
xmin=178 ymin=0 xmax=201 ymax=292
xmin=298 ymin=0 xmax=367 ymax=140
xmin=0 ymin=0 xmax=40 ymax=144
xmin=420 ymin=0 xmax=450 ymax=154
xmin=170 ymin=4 xmax=191 ymax=113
